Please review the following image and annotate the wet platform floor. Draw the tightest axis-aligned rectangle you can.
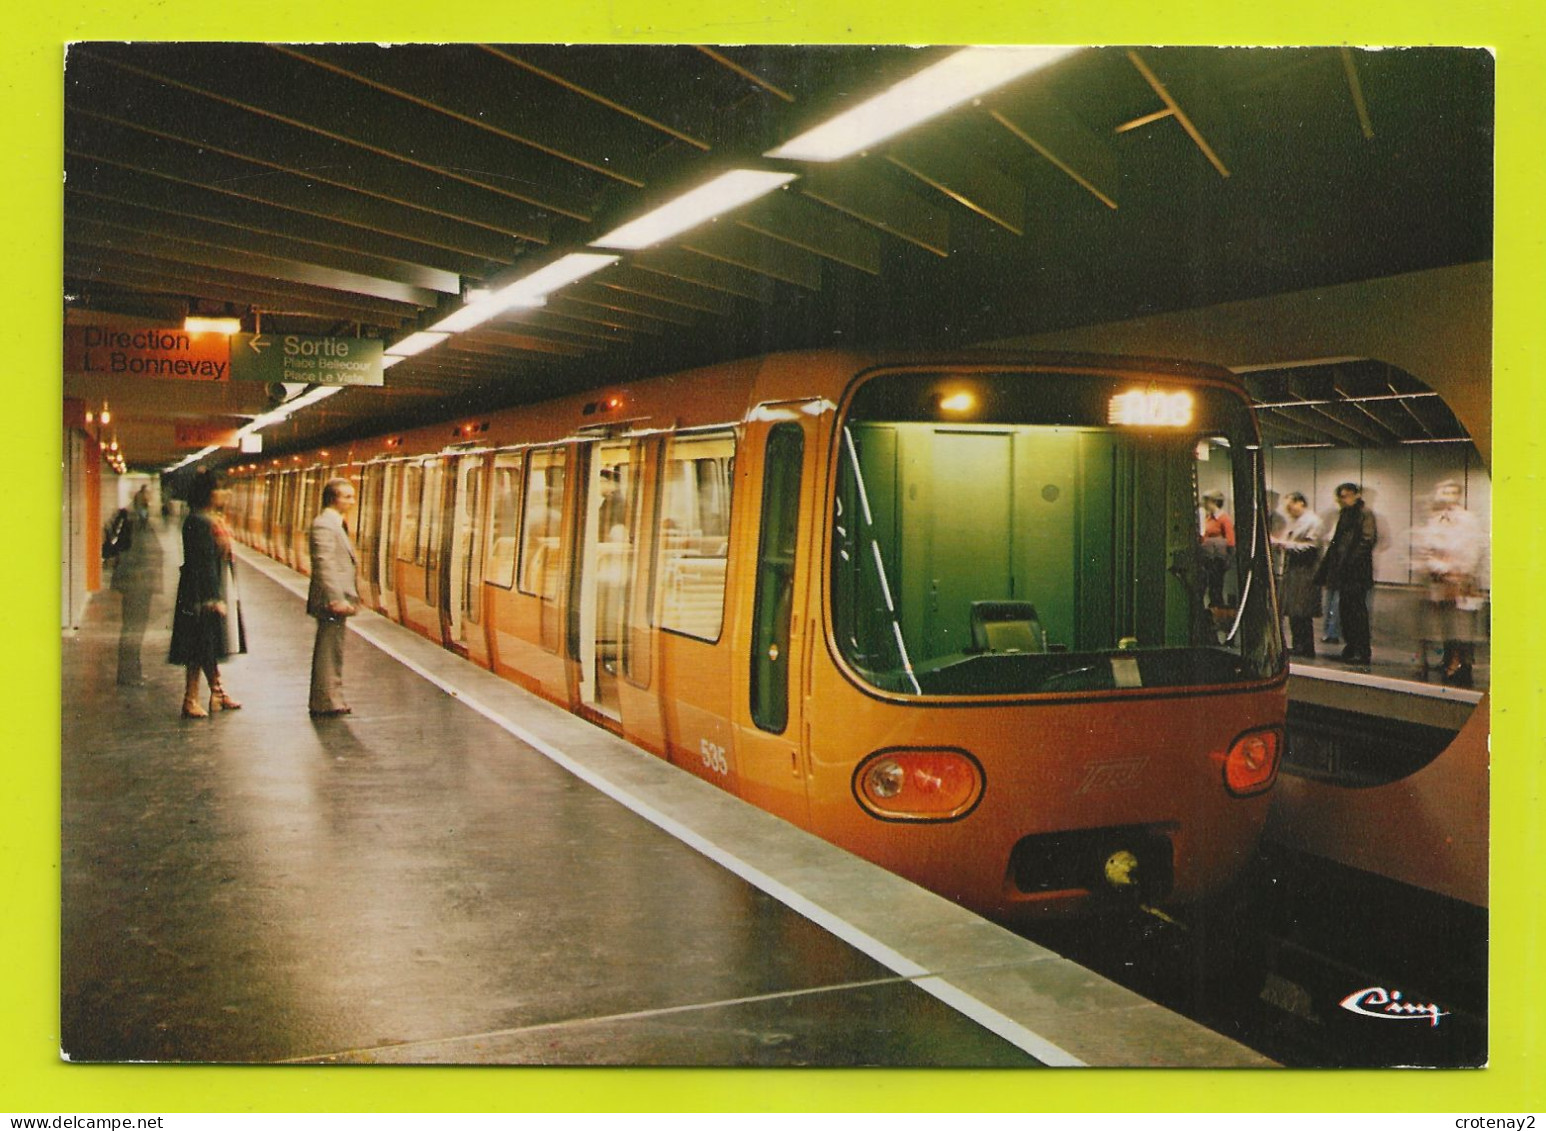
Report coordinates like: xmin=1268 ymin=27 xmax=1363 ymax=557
xmin=62 ymin=521 xmax=1271 ymax=1067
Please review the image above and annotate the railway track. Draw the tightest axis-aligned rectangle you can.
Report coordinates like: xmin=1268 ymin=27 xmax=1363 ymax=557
xmin=1019 ymin=843 xmax=1487 ymax=1067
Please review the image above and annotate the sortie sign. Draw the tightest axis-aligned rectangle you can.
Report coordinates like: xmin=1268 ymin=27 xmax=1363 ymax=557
xmin=230 ymin=333 xmax=384 ymax=386
xmin=65 ymin=327 xmax=231 ymax=380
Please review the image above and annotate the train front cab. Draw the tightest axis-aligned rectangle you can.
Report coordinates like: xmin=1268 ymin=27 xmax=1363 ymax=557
xmin=790 ymin=358 xmax=1289 ymax=921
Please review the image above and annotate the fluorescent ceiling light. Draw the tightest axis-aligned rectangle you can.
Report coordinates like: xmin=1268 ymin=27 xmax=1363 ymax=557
xmin=430 ymin=296 xmax=544 ymax=335
xmin=239 ymin=385 xmax=343 ymax=436
xmin=766 ymin=46 xmax=1081 ymax=162
xmin=591 ymin=171 xmax=797 ymax=250
xmin=385 ymin=330 xmax=450 ymax=358
xmin=430 ymin=253 xmax=619 ymax=334
xmin=167 ymin=446 xmax=218 ymax=472
xmin=516 ymin=252 xmax=623 ymax=294
xmin=381 ymin=354 xmax=406 ymax=369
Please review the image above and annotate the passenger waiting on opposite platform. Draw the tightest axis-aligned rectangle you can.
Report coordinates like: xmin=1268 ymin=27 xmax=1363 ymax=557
xmin=1314 ymin=482 xmax=1378 ymax=666
xmin=1199 ymin=489 xmax=1235 ymax=608
xmin=1412 ymin=479 xmax=1485 ymax=686
xmin=168 ymin=469 xmax=245 ymax=718
xmin=1272 ymin=491 xmax=1324 ymax=658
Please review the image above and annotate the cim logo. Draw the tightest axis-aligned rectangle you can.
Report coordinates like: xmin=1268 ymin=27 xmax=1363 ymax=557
xmin=1339 ymin=986 xmax=1449 ymax=1027
xmin=1075 ymin=757 xmax=1149 ymax=795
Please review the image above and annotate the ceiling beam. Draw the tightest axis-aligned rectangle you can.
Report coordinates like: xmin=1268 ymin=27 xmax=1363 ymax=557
xmin=67 ymin=216 xmax=450 ymax=307
xmin=799 ymin=162 xmax=951 ymax=257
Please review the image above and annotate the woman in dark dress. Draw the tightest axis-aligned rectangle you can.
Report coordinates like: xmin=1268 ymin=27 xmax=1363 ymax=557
xmin=168 ymin=469 xmax=246 ymax=717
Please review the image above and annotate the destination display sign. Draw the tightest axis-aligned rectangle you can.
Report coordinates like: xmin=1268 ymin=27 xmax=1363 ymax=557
xmin=230 ymin=333 xmax=384 ymax=386
xmin=65 ymin=327 xmax=231 ymax=381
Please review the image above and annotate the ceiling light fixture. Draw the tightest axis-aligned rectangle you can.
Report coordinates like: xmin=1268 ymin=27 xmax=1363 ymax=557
xmin=429 ymin=253 xmax=620 ymax=334
xmin=184 ymin=315 xmax=243 ymax=335
xmin=766 ymin=45 xmax=1081 ymax=162
xmin=591 ymin=171 xmax=798 ymax=251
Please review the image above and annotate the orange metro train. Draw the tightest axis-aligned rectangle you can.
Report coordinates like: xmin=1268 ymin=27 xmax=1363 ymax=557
xmin=225 ymin=348 xmax=1287 ymax=923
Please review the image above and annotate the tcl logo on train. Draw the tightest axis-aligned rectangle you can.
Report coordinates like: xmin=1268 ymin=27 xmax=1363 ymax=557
xmin=1075 ymin=758 xmax=1149 ymax=794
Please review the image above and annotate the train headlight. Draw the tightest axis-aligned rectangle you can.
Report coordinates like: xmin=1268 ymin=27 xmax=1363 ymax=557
xmin=1223 ymin=726 xmax=1283 ymax=796
xmin=854 ymin=748 xmax=984 ymax=820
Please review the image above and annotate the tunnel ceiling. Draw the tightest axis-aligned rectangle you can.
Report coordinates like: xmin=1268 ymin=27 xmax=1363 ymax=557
xmin=61 ymin=44 xmax=1495 ymax=470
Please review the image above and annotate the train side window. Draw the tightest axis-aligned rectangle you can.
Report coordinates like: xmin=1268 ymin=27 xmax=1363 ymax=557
xmin=487 ymin=452 xmax=524 ymax=589
xmin=398 ymin=463 xmax=424 ymax=561
xmin=518 ymin=447 xmax=567 ymax=599
xmin=751 ymin=422 xmax=804 ymax=732
xmin=657 ymin=429 xmax=736 ymax=642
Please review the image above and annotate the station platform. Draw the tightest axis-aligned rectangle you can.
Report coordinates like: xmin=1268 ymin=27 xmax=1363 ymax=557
xmin=62 ymin=521 xmax=1272 ymax=1068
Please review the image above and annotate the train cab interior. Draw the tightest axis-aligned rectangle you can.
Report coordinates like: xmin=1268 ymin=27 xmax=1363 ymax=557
xmin=831 ymin=369 xmax=1282 ymax=698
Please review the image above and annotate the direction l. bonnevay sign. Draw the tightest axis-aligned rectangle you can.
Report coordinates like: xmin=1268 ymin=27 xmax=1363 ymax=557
xmin=65 ymin=326 xmax=232 ymax=380
xmin=230 ymin=333 xmax=384 ymax=387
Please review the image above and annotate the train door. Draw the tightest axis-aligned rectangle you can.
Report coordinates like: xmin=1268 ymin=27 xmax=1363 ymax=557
xmin=273 ymin=473 xmax=294 ymax=567
xmin=444 ymin=453 xmax=492 ymax=666
xmin=613 ymin=436 xmax=668 ymax=755
xmin=355 ymin=462 xmax=384 ymax=611
xmin=494 ymin=444 xmax=573 ymax=702
xmin=423 ymin=457 xmax=450 ymax=638
xmin=731 ymin=407 xmax=820 ymax=825
xmin=396 ymin=458 xmax=444 ymax=639
xmin=294 ymin=469 xmax=319 ymax=572
xmin=655 ymin=428 xmax=739 ymax=788
xmin=257 ymin=473 xmax=276 ymax=554
xmin=573 ymin=440 xmax=636 ymax=721
xmin=377 ymin=461 xmax=403 ymax=620
xmin=483 ymin=449 xmax=526 ymax=676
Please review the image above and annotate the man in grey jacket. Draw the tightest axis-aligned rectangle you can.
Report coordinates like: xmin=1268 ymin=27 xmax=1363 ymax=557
xmin=307 ymin=478 xmax=360 ymax=717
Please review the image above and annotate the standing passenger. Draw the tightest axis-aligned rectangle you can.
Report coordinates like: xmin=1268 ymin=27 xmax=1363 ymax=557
xmin=307 ymin=478 xmax=360 ymax=718
xmin=1315 ymin=482 xmax=1378 ymax=665
xmin=1199 ymin=489 xmax=1236 ymax=607
xmin=169 ymin=470 xmax=245 ymax=717
xmin=1412 ymin=479 xmax=1485 ymax=686
xmin=1272 ymin=491 xmax=1324 ymax=658
xmin=132 ymin=484 xmax=151 ymax=528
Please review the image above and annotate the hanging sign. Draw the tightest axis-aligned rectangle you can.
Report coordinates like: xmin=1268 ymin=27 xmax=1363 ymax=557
xmin=65 ymin=327 xmax=231 ymax=381
xmin=230 ymin=333 xmax=384 ymax=386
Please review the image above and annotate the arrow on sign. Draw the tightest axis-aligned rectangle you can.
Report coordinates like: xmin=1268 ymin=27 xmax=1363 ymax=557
xmin=245 ymin=334 xmax=272 ymax=354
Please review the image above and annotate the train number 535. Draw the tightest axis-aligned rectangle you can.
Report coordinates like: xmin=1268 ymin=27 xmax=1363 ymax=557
xmin=699 ymin=739 xmax=729 ymax=776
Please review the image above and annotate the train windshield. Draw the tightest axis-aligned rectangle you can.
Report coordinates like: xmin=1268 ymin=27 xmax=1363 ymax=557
xmin=831 ymin=369 xmax=1284 ymax=696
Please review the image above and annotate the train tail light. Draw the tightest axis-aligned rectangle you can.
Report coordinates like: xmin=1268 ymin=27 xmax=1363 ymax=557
xmin=1223 ymin=726 xmax=1283 ymax=796
xmin=854 ymin=748 xmax=983 ymax=820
